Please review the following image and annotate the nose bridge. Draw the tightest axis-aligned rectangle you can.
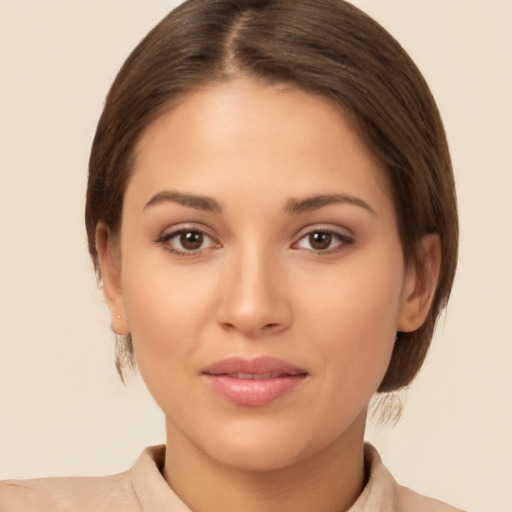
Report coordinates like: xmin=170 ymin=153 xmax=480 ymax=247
xmin=218 ymin=240 xmax=289 ymax=335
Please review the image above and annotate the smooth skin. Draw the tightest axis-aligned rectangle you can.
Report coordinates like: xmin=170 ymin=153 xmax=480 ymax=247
xmin=96 ymin=79 xmax=440 ymax=512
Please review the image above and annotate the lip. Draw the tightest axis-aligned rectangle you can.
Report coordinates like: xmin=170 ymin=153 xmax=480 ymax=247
xmin=202 ymin=356 xmax=308 ymax=407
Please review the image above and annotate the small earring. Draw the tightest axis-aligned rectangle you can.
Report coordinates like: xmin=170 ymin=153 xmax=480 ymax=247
xmin=115 ymin=314 xmax=121 ymax=319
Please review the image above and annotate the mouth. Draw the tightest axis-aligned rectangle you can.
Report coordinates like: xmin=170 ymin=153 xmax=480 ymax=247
xmin=202 ymin=356 xmax=308 ymax=407
xmin=224 ymin=372 xmax=294 ymax=380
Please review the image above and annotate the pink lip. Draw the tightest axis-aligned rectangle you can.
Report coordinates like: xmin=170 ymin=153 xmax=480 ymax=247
xmin=202 ymin=356 xmax=308 ymax=407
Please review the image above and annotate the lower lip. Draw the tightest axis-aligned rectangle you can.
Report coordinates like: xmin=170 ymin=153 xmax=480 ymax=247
xmin=204 ymin=374 xmax=307 ymax=406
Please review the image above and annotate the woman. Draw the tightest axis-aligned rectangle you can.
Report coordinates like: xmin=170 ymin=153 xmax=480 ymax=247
xmin=1 ymin=0 xmax=465 ymax=510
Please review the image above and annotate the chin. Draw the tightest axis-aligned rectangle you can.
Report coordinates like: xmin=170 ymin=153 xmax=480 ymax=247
xmin=211 ymin=442 xmax=305 ymax=472
xmin=200 ymin=422 xmax=330 ymax=473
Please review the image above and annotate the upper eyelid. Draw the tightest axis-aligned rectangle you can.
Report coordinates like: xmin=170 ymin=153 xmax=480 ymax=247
xmin=294 ymin=223 xmax=354 ymax=239
xmin=294 ymin=230 xmax=353 ymax=246
xmin=159 ymin=223 xmax=216 ymax=238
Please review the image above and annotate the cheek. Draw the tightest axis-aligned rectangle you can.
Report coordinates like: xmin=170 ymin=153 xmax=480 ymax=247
xmin=119 ymin=248 xmax=209 ymax=366
xmin=119 ymin=264 xmax=210 ymax=418
xmin=298 ymin=254 xmax=404 ymax=391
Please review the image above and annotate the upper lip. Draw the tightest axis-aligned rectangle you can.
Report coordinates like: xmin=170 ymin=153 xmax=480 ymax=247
xmin=202 ymin=356 xmax=308 ymax=377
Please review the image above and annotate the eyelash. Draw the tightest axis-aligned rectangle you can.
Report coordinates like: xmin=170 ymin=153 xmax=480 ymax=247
xmin=292 ymin=229 xmax=354 ymax=254
xmin=157 ymin=227 xmax=219 ymax=257
xmin=156 ymin=227 xmax=354 ymax=257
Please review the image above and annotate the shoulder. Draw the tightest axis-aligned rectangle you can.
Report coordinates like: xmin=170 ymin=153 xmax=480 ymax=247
xmin=351 ymin=443 xmax=468 ymax=512
xmin=0 ymin=471 xmax=140 ymax=512
xmin=0 ymin=445 xmax=187 ymax=512
xmin=395 ymin=483 xmax=466 ymax=512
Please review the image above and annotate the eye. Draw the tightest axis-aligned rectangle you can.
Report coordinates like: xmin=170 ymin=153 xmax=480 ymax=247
xmin=294 ymin=230 xmax=353 ymax=252
xmin=158 ymin=229 xmax=218 ymax=255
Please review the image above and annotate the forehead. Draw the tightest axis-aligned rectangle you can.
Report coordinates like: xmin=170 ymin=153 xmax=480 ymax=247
xmin=128 ymin=79 xmax=393 ymax=214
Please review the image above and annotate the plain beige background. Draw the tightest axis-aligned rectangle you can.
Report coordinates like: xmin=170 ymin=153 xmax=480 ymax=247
xmin=0 ymin=1 xmax=510 ymax=511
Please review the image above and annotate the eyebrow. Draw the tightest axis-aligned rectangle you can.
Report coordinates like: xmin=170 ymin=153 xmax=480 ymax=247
xmin=144 ymin=191 xmax=223 ymax=213
xmin=285 ymin=194 xmax=376 ymax=215
xmin=143 ymin=190 xmax=375 ymax=216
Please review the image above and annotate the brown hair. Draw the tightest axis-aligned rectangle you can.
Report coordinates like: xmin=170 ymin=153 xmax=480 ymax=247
xmin=85 ymin=0 xmax=458 ymax=392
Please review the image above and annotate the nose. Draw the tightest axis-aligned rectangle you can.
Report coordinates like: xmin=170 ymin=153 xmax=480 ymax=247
xmin=216 ymin=246 xmax=292 ymax=338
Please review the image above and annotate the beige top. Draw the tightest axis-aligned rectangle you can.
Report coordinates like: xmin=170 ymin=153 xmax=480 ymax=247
xmin=0 ymin=444 xmax=465 ymax=512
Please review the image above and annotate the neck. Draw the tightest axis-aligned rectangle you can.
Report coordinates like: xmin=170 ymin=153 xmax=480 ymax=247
xmin=163 ymin=412 xmax=367 ymax=512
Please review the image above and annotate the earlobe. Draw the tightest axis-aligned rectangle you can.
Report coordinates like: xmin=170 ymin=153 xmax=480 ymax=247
xmin=397 ymin=234 xmax=441 ymax=333
xmin=95 ymin=223 xmax=130 ymax=336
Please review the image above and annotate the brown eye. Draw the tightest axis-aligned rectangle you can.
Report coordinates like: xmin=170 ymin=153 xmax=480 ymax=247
xmin=159 ymin=228 xmax=218 ymax=255
xmin=308 ymin=232 xmax=332 ymax=250
xmin=180 ymin=231 xmax=204 ymax=250
xmin=294 ymin=229 xmax=352 ymax=253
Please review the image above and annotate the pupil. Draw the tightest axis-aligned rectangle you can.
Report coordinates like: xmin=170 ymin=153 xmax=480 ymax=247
xmin=310 ymin=232 xmax=331 ymax=250
xmin=181 ymin=231 xmax=203 ymax=250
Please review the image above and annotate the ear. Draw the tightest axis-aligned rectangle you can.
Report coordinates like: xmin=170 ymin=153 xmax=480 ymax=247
xmin=95 ymin=222 xmax=130 ymax=336
xmin=397 ymin=233 xmax=441 ymax=332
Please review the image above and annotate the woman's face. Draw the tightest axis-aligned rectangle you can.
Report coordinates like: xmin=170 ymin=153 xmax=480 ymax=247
xmin=102 ymin=79 xmax=424 ymax=471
